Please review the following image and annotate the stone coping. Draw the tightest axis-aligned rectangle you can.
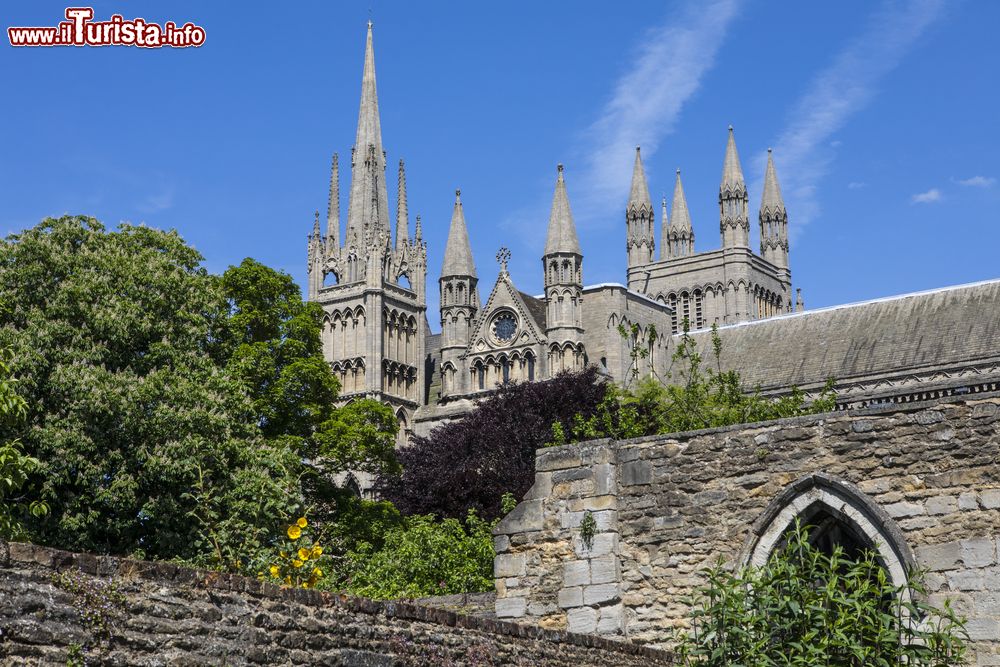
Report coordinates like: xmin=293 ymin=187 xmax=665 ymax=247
xmin=538 ymin=390 xmax=999 ymax=460
xmin=0 ymin=539 xmax=674 ymax=662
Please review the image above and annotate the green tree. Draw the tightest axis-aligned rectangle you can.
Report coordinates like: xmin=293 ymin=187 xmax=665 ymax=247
xmin=676 ymin=521 xmax=968 ymax=666
xmin=0 ymin=216 xmax=301 ymax=562
xmin=0 ymin=348 xmax=47 ymax=539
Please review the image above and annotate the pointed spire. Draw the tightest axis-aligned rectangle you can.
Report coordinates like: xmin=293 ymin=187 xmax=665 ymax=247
xmin=396 ymin=159 xmax=409 ymax=249
xmin=628 ymin=146 xmax=652 ymax=209
xmin=442 ymin=189 xmax=476 ymax=277
xmin=345 ymin=22 xmax=391 ymax=247
xmin=795 ymin=288 xmax=804 ymax=313
xmin=312 ymin=210 xmax=322 ymax=239
xmin=414 ymin=214 xmax=423 ymax=241
xmin=544 ymin=164 xmax=581 ymax=256
xmin=721 ymin=125 xmax=745 ymax=192
xmin=326 ymin=154 xmax=340 ymax=248
xmin=670 ymin=169 xmax=692 ymax=234
xmin=760 ymin=148 xmax=785 ymax=215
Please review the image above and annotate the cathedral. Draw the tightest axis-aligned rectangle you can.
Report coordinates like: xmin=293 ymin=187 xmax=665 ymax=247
xmin=307 ymin=23 xmax=802 ymax=448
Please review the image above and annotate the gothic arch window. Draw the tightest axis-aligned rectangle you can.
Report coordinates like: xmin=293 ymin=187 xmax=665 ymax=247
xmin=345 ymin=475 xmax=362 ymax=498
xmin=501 ymin=356 xmax=510 ymax=384
xmin=742 ymin=473 xmax=915 ymax=594
xmin=475 ymin=361 xmax=485 ymax=390
xmin=526 ymin=352 xmax=535 ymax=381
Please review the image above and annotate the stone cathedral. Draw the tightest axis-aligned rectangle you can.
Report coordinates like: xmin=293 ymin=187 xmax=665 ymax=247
xmin=307 ymin=24 xmax=999 ymax=460
xmin=306 ymin=24 xmax=813 ymax=446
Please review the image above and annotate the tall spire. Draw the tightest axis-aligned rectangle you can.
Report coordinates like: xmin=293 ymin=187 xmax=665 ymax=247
xmin=628 ymin=146 xmax=652 ymax=209
xmin=345 ymin=21 xmax=391 ymax=248
xmin=626 ymin=146 xmax=655 ymax=271
xmin=759 ymin=148 xmax=789 ymax=269
xmin=442 ymin=190 xmax=476 ymax=277
xmin=668 ymin=169 xmax=695 ymax=258
xmin=326 ymin=153 xmax=340 ymax=249
xmin=396 ymin=159 xmax=409 ymax=249
xmin=544 ymin=164 xmax=581 ymax=256
xmin=719 ymin=125 xmax=750 ymax=248
xmin=414 ymin=214 xmax=423 ymax=241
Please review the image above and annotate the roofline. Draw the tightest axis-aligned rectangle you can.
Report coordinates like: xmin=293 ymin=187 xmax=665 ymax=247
xmin=684 ymin=276 xmax=1000 ymax=336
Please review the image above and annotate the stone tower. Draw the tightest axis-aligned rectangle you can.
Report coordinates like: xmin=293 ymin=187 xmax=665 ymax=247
xmin=439 ymin=190 xmax=479 ymax=398
xmin=719 ymin=126 xmax=750 ymax=249
xmin=542 ymin=164 xmax=585 ymax=373
xmin=307 ymin=21 xmax=427 ymax=441
xmin=626 ymin=147 xmax=655 ymax=280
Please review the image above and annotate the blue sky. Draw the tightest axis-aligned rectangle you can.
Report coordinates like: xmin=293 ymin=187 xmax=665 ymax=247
xmin=2 ymin=1 xmax=998 ymax=330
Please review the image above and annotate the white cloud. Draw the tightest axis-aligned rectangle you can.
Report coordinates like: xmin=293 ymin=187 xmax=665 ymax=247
xmin=847 ymin=181 xmax=867 ymax=190
xmin=911 ymin=188 xmax=942 ymax=203
xmin=759 ymin=0 xmax=946 ymax=239
xmin=954 ymin=175 xmax=996 ymax=188
xmin=576 ymin=0 xmax=742 ymax=223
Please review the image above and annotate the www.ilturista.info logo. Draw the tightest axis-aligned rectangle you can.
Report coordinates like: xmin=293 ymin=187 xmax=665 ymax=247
xmin=8 ymin=7 xmax=205 ymax=48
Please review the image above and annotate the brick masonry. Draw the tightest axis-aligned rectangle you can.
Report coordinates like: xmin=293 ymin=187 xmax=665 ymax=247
xmin=0 ymin=540 xmax=673 ymax=666
xmin=494 ymin=393 xmax=1000 ymax=665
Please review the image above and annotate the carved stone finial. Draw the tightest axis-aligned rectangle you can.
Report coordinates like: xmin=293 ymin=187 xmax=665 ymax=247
xmin=496 ymin=247 xmax=511 ymax=274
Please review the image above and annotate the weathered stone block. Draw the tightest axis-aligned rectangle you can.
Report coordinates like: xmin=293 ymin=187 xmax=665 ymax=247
xmin=593 ymin=463 xmax=616 ymax=496
xmin=916 ymin=542 xmax=961 ymax=572
xmin=885 ymin=501 xmax=925 ymax=518
xmin=493 ymin=535 xmax=510 ymax=553
xmin=575 ymin=532 xmax=618 ymax=558
xmin=961 ymin=538 xmax=996 ymax=568
xmin=495 ymin=553 xmax=526 ymax=578
xmin=562 ymin=560 xmax=590 ymax=588
xmin=584 ymin=583 xmax=620 ymax=605
xmin=590 ymin=556 xmax=619 ymax=585
xmin=621 ymin=460 xmax=652 ymax=487
xmin=557 ymin=587 xmax=583 ymax=609
xmin=536 ymin=448 xmax=582 ymax=472
xmin=980 ymin=489 xmax=1000 ymax=510
xmin=959 ymin=491 xmax=979 ymax=510
xmin=495 ymin=596 xmax=527 ymax=618
xmin=566 ymin=606 xmax=598 ymax=634
xmin=597 ymin=604 xmax=624 ymax=634
xmin=493 ymin=499 xmax=543 ymax=535
xmin=925 ymin=495 xmax=958 ymax=516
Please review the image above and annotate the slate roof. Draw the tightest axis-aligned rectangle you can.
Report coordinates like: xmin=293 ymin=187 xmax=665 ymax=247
xmin=690 ymin=279 xmax=1000 ymax=392
xmin=519 ymin=292 xmax=548 ymax=331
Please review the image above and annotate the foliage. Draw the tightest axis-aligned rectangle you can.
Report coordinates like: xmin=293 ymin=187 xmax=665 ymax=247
xmin=327 ymin=509 xmax=497 ymax=599
xmin=52 ymin=568 xmax=127 ymax=648
xmin=377 ymin=367 xmax=606 ymax=520
xmin=0 ymin=216 xmax=302 ymax=562
xmin=676 ymin=521 xmax=968 ymax=666
xmin=552 ymin=321 xmax=837 ymax=444
xmin=0 ymin=348 xmax=48 ymax=539
xmin=261 ymin=515 xmax=331 ymax=589
xmin=580 ymin=511 xmax=596 ymax=550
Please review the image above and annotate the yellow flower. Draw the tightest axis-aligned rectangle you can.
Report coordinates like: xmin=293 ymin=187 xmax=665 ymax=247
xmin=269 ymin=565 xmax=280 ymax=577
xmin=301 ymin=582 xmax=310 ymax=589
xmin=298 ymin=548 xmax=310 ymax=561
xmin=312 ymin=567 xmax=323 ymax=577
xmin=279 ymin=550 xmax=288 ymax=558
xmin=311 ymin=545 xmax=323 ymax=558
xmin=296 ymin=516 xmax=308 ymax=528
xmin=287 ymin=525 xmax=302 ymax=540
xmin=292 ymin=559 xmax=304 ymax=568
xmin=284 ymin=575 xmax=291 ymax=585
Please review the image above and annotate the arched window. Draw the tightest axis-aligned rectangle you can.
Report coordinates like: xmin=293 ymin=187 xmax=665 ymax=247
xmin=526 ymin=353 xmax=535 ymax=381
xmin=476 ymin=362 xmax=485 ymax=390
xmin=501 ymin=357 xmax=510 ymax=384
xmin=743 ymin=473 xmax=915 ymax=594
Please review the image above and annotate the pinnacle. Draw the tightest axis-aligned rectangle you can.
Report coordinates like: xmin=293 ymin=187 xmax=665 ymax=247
xmin=442 ymin=188 xmax=476 ymax=277
xmin=628 ymin=146 xmax=652 ymax=209
xmin=670 ymin=170 xmax=692 ymax=232
xmin=760 ymin=149 xmax=785 ymax=214
xmin=545 ymin=163 xmax=581 ymax=256
xmin=721 ymin=125 xmax=745 ymax=191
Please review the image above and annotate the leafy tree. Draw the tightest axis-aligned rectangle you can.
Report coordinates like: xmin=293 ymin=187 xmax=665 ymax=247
xmin=0 ymin=348 xmax=47 ymax=539
xmin=0 ymin=216 xmax=301 ymax=562
xmin=327 ymin=509 xmax=497 ymax=599
xmin=378 ymin=368 xmax=606 ymax=520
xmin=676 ymin=521 xmax=968 ymax=666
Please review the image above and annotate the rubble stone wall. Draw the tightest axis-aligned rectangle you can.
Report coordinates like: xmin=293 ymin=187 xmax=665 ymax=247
xmin=494 ymin=393 xmax=1000 ymax=665
xmin=0 ymin=540 xmax=673 ymax=666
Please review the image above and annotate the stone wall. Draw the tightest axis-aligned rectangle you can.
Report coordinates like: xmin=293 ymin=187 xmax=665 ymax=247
xmin=494 ymin=393 xmax=1000 ymax=665
xmin=0 ymin=540 xmax=673 ymax=666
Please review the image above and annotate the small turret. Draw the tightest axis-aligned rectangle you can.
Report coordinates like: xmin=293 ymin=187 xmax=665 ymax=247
xmin=719 ymin=126 xmax=750 ymax=248
xmin=626 ymin=146 xmax=655 ymax=269
xmin=667 ymin=169 xmax=695 ymax=259
xmin=759 ymin=148 xmax=789 ymax=269
xmin=396 ymin=159 xmax=409 ymax=249
xmin=326 ymin=153 xmax=340 ymax=251
xmin=307 ymin=210 xmax=324 ymax=300
xmin=439 ymin=190 xmax=479 ymax=396
xmin=542 ymin=165 xmax=584 ymax=357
